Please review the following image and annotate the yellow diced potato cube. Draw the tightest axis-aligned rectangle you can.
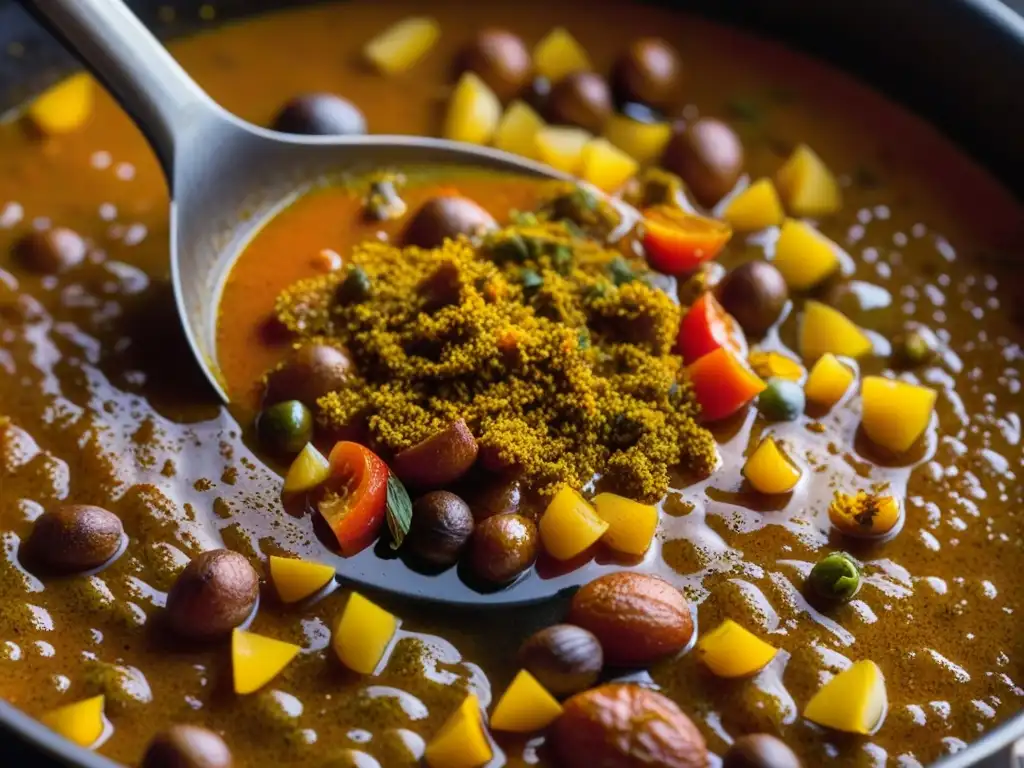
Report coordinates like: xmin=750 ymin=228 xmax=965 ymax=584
xmin=777 ymin=144 xmax=842 ymax=217
xmin=772 ymin=219 xmax=840 ymax=291
xmin=364 ymin=17 xmax=440 ymax=75
xmin=723 ymin=178 xmax=785 ymax=231
xmin=539 ymin=486 xmax=609 ymax=561
xmin=581 ymin=138 xmax=639 ymax=192
xmin=232 ymin=628 xmax=301 ymax=695
xmin=493 ymin=100 xmax=545 ymax=159
xmin=532 ymin=28 xmax=591 ymax=82
xmin=28 ymin=73 xmax=94 ymax=135
xmin=804 ymin=660 xmax=887 ymax=734
xmin=490 ymin=670 xmax=563 ymax=732
xmin=861 ymin=376 xmax=937 ymax=453
xmin=742 ymin=437 xmax=801 ymax=495
xmin=592 ymin=492 xmax=658 ymax=556
xmin=602 ymin=114 xmax=672 ymax=165
xmin=425 ymin=694 xmax=493 ymax=768
xmin=283 ymin=443 xmax=330 ymax=494
xmin=269 ymin=555 xmax=335 ymax=604
xmin=799 ymin=300 xmax=872 ymax=362
xmin=332 ymin=592 xmax=399 ymax=674
xmin=41 ymin=695 xmax=105 ymax=748
xmin=697 ymin=619 xmax=778 ymax=678
xmin=748 ymin=351 xmax=804 ymax=382
xmin=804 ymin=353 xmax=855 ymax=408
xmin=443 ymin=72 xmax=502 ymax=145
xmin=534 ymin=126 xmax=592 ymax=175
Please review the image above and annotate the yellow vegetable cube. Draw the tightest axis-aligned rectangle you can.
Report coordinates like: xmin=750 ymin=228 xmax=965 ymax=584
xmin=490 ymin=670 xmax=564 ymax=732
xmin=534 ymin=126 xmax=592 ymax=175
xmin=27 ymin=73 xmax=94 ymax=135
xmin=364 ymin=17 xmax=440 ymax=75
xmin=532 ymin=28 xmax=592 ymax=82
xmin=333 ymin=592 xmax=399 ymax=674
xmin=828 ymin=490 xmax=901 ymax=538
xmin=697 ymin=619 xmax=778 ymax=678
xmin=539 ymin=486 xmax=609 ymax=561
xmin=269 ymin=555 xmax=335 ymax=603
xmin=772 ymin=219 xmax=840 ymax=291
xmin=804 ymin=353 xmax=855 ymax=408
xmin=748 ymin=351 xmax=804 ymax=382
xmin=799 ymin=300 xmax=872 ymax=362
xmin=581 ymin=138 xmax=639 ymax=192
xmin=283 ymin=443 xmax=330 ymax=494
xmin=232 ymin=628 xmax=301 ymax=695
xmin=723 ymin=179 xmax=784 ymax=231
xmin=776 ymin=144 xmax=842 ymax=217
xmin=602 ymin=114 xmax=672 ymax=165
xmin=443 ymin=73 xmax=502 ymax=145
xmin=742 ymin=437 xmax=801 ymax=495
xmin=41 ymin=695 xmax=105 ymax=748
xmin=861 ymin=376 xmax=937 ymax=453
xmin=425 ymin=694 xmax=493 ymax=768
xmin=493 ymin=100 xmax=545 ymax=160
xmin=592 ymin=492 xmax=658 ymax=556
xmin=804 ymin=660 xmax=887 ymax=734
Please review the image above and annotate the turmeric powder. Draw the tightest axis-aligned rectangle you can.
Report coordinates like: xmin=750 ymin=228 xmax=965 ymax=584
xmin=272 ymin=186 xmax=718 ymax=501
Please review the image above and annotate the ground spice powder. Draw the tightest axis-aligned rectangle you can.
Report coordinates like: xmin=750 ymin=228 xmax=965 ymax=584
xmin=273 ymin=210 xmax=717 ymax=502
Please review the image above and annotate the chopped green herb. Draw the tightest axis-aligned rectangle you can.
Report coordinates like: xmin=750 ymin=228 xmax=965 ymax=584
xmin=577 ymin=327 xmax=590 ymax=350
xmin=386 ymin=473 xmax=413 ymax=550
xmin=608 ymin=256 xmax=636 ymax=286
xmin=510 ymin=209 xmax=540 ymax=227
xmin=520 ymin=268 xmax=543 ymax=292
xmin=552 ymin=244 xmax=573 ymax=274
xmin=488 ymin=232 xmax=530 ymax=263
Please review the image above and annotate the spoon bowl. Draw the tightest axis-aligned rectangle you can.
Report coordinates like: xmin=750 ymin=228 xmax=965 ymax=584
xmin=22 ymin=0 xmax=607 ymax=606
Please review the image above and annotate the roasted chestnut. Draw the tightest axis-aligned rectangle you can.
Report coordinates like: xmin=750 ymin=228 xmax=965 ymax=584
xmin=165 ymin=549 xmax=259 ymax=640
xmin=25 ymin=504 xmax=123 ymax=573
xmin=610 ymin=37 xmax=683 ymax=109
xmin=392 ymin=419 xmax=480 ymax=489
xmin=468 ymin=514 xmax=538 ymax=583
xmin=545 ymin=72 xmax=613 ymax=133
xmin=270 ymin=93 xmax=367 ymax=136
xmin=723 ymin=734 xmax=802 ymax=768
xmin=13 ymin=227 xmax=87 ymax=274
xmin=404 ymin=196 xmax=497 ymax=249
xmin=264 ymin=343 xmax=351 ymax=408
xmin=141 ymin=724 xmax=233 ymax=768
xmin=715 ymin=261 xmax=788 ymax=337
xmin=662 ymin=118 xmax=744 ymax=207
xmin=407 ymin=491 xmax=474 ymax=568
xmin=457 ymin=29 xmax=532 ymax=102
xmin=518 ymin=624 xmax=603 ymax=697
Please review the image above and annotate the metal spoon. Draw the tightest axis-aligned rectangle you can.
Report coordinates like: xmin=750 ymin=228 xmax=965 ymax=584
xmin=21 ymin=0 xmax=639 ymax=606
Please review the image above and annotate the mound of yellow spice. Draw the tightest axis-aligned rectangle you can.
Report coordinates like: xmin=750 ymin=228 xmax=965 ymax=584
xmin=273 ymin=215 xmax=717 ymax=502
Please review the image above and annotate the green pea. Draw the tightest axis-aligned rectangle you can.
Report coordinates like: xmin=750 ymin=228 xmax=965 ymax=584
xmin=757 ymin=378 xmax=805 ymax=421
xmin=892 ymin=327 xmax=937 ymax=368
xmin=256 ymin=400 xmax=313 ymax=455
xmin=808 ymin=551 xmax=861 ymax=601
xmin=608 ymin=256 xmax=636 ymax=286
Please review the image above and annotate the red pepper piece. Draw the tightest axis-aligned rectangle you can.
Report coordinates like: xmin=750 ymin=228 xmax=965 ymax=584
xmin=318 ymin=441 xmax=389 ymax=555
xmin=641 ymin=205 xmax=732 ymax=275
xmin=677 ymin=291 xmax=744 ymax=364
xmin=685 ymin=347 xmax=766 ymax=422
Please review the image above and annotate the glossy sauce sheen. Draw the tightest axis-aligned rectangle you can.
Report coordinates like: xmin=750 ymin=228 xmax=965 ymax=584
xmin=0 ymin=2 xmax=1022 ymax=766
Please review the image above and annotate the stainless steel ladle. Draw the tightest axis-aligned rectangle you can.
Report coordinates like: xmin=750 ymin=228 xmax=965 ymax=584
xmin=20 ymin=0 xmax=637 ymax=606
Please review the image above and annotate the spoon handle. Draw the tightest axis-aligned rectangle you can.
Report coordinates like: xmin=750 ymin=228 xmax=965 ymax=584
xmin=18 ymin=0 xmax=221 ymax=177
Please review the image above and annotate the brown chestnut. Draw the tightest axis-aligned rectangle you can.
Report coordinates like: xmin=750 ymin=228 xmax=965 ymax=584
xmin=464 ymin=476 xmax=522 ymax=522
xmin=404 ymin=196 xmax=497 ymax=249
xmin=392 ymin=419 xmax=479 ymax=489
xmin=518 ymin=624 xmax=603 ymax=697
xmin=270 ymin=94 xmax=366 ymax=136
xmin=611 ymin=38 xmax=683 ymax=109
xmin=141 ymin=724 xmax=233 ymax=768
xmin=662 ymin=118 xmax=744 ymax=207
xmin=165 ymin=549 xmax=259 ymax=641
xmin=468 ymin=514 xmax=538 ymax=583
xmin=13 ymin=227 xmax=87 ymax=274
xmin=723 ymin=734 xmax=802 ymax=768
xmin=457 ymin=29 xmax=532 ymax=103
xmin=25 ymin=504 xmax=123 ymax=573
xmin=264 ymin=343 xmax=351 ymax=408
xmin=715 ymin=261 xmax=789 ymax=337
xmin=407 ymin=491 xmax=474 ymax=568
xmin=544 ymin=72 xmax=613 ymax=133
